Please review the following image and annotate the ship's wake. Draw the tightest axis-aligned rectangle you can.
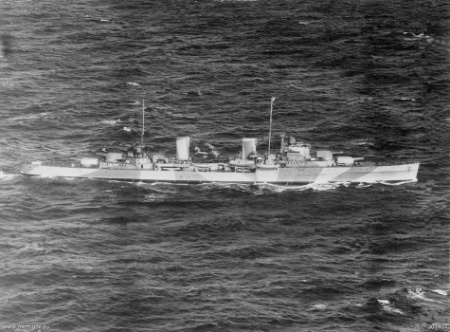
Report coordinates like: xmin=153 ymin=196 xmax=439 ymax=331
xmin=376 ymin=179 xmax=418 ymax=186
xmin=0 ymin=170 xmax=18 ymax=181
xmin=127 ymin=179 xmax=418 ymax=193
xmin=264 ymin=181 xmax=351 ymax=192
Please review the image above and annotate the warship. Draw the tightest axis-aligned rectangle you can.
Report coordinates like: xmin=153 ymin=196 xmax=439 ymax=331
xmin=21 ymin=99 xmax=419 ymax=184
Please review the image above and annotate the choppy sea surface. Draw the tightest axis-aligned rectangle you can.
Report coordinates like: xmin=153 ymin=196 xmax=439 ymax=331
xmin=1 ymin=0 xmax=449 ymax=331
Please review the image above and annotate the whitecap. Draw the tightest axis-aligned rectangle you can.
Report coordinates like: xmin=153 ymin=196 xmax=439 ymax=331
xmin=407 ymin=287 xmax=434 ymax=302
xmin=9 ymin=112 xmax=49 ymax=121
xmin=100 ymin=119 xmax=121 ymax=125
xmin=377 ymin=299 xmax=405 ymax=315
xmin=349 ymin=139 xmax=375 ymax=147
xmin=18 ymin=242 xmax=45 ymax=253
xmin=144 ymin=194 xmax=164 ymax=202
xmin=431 ymin=289 xmax=448 ymax=296
xmin=312 ymin=303 xmax=327 ymax=310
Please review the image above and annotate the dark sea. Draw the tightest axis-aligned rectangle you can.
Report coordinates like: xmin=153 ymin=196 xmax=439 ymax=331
xmin=1 ymin=0 xmax=449 ymax=331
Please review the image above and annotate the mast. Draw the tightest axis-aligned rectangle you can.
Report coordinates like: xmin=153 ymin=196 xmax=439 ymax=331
xmin=141 ymin=99 xmax=145 ymax=147
xmin=267 ymin=97 xmax=275 ymax=158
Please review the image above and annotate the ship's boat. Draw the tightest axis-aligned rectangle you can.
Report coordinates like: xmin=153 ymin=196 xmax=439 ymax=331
xmin=20 ymin=99 xmax=420 ymax=185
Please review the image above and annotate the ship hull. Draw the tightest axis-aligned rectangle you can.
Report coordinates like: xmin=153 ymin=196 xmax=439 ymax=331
xmin=20 ymin=163 xmax=419 ymax=184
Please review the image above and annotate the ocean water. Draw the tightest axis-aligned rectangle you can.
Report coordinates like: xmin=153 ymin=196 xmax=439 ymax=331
xmin=0 ymin=0 xmax=449 ymax=331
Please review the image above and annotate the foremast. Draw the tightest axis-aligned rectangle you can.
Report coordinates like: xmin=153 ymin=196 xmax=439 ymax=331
xmin=141 ymin=99 xmax=145 ymax=148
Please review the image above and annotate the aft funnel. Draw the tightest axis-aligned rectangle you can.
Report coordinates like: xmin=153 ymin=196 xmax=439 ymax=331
xmin=242 ymin=138 xmax=257 ymax=160
xmin=176 ymin=136 xmax=190 ymax=160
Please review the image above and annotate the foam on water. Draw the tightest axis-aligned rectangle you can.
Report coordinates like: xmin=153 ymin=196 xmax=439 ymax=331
xmin=377 ymin=299 xmax=406 ymax=315
xmin=407 ymin=287 xmax=435 ymax=302
xmin=100 ymin=119 xmax=121 ymax=125
xmin=378 ymin=179 xmax=418 ymax=186
xmin=8 ymin=112 xmax=49 ymax=122
xmin=430 ymin=289 xmax=448 ymax=296
xmin=264 ymin=181 xmax=351 ymax=192
xmin=0 ymin=171 xmax=18 ymax=181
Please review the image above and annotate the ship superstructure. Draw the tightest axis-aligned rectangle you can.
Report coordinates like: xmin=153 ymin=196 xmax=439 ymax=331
xmin=20 ymin=99 xmax=419 ymax=184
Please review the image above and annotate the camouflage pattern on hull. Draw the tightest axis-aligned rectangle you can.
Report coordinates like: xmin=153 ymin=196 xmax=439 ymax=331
xmin=21 ymin=163 xmax=419 ymax=184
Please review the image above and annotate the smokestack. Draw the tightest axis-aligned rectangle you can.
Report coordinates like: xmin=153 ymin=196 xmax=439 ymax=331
xmin=176 ymin=137 xmax=190 ymax=160
xmin=242 ymin=138 xmax=256 ymax=160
